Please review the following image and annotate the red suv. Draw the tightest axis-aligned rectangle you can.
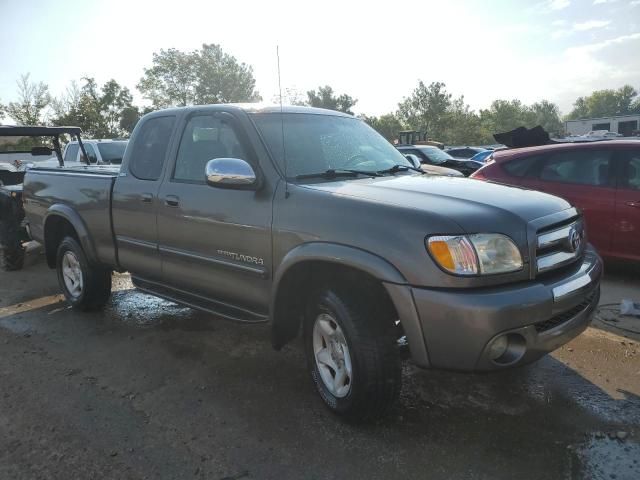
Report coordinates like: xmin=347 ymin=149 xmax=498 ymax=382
xmin=472 ymin=141 xmax=640 ymax=261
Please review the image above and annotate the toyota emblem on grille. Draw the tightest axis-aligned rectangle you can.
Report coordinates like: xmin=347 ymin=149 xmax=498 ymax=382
xmin=567 ymin=226 xmax=582 ymax=252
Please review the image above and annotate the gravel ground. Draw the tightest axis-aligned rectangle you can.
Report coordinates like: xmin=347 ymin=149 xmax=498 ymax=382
xmin=0 ymin=252 xmax=638 ymax=480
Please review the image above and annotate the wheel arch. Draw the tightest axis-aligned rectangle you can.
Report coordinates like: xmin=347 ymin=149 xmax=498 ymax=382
xmin=43 ymin=205 xmax=97 ymax=268
xmin=269 ymin=242 xmax=407 ymax=350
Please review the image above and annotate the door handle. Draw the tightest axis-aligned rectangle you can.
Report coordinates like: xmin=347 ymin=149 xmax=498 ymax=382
xmin=626 ymin=201 xmax=640 ymax=208
xmin=164 ymin=195 xmax=180 ymax=207
xmin=141 ymin=193 xmax=153 ymax=203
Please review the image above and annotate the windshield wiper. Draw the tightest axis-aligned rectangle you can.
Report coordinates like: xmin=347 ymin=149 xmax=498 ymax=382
xmin=377 ymin=164 xmax=425 ymax=175
xmin=295 ymin=168 xmax=382 ymax=180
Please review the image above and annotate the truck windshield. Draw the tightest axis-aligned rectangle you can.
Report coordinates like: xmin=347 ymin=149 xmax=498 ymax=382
xmin=251 ymin=113 xmax=411 ymax=178
xmin=97 ymin=141 xmax=128 ymax=164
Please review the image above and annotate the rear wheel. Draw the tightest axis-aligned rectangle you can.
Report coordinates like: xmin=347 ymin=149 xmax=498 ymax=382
xmin=56 ymin=237 xmax=112 ymax=311
xmin=0 ymin=219 xmax=25 ymax=271
xmin=304 ymin=286 xmax=401 ymax=422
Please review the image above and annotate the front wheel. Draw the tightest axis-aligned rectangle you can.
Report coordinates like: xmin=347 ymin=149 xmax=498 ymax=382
xmin=56 ymin=237 xmax=112 ymax=311
xmin=304 ymin=287 xmax=401 ymax=422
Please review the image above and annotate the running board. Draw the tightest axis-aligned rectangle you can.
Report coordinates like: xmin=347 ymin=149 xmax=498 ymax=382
xmin=131 ymin=276 xmax=268 ymax=324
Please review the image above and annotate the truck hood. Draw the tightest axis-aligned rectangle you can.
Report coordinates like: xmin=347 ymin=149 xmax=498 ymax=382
xmin=302 ymin=174 xmax=572 ymax=228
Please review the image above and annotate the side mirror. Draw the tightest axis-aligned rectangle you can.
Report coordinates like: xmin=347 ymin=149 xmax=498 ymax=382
xmin=404 ymin=154 xmax=421 ymax=169
xmin=205 ymin=158 xmax=258 ymax=188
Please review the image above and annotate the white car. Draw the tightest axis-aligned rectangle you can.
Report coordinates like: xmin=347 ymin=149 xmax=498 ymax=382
xmin=583 ymin=130 xmax=623 ymax=138
xmin=61 ymin=139 xmax=128 ymax=165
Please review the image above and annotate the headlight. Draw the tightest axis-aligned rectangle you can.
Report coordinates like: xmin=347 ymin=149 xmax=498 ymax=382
xmin=427 ymin=234 xmax=523 ymax=275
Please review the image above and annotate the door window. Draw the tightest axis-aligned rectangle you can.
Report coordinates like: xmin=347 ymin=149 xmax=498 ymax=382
xmin=129 ymin=116 xmax=176 ymax=181
xmin=64 ymin=143 xmax=79 ymax=163
xmin=539 ymin=150 xmax=611 ymax=186
xmin=503 ymin=155 xmax=542 ymax=178
xmin=620 ymin=150 xmax=640 ymax=191
xmin=173 ymin=115 xmax=247 ymax=183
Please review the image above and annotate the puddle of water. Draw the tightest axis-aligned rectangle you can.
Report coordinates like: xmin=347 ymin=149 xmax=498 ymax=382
xmin=107 ymin=290 xmax=193 ymax=328
xmin=574 ymin=435 xmax=640 ymax=480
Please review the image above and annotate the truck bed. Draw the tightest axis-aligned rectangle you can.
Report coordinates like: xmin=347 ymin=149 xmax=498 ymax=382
xmin=23 ymin=165 xmax=121 ymax=267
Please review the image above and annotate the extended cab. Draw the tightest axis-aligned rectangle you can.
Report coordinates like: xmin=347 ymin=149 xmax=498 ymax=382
xmin=23 ymin=105 xmax=602 ymax=421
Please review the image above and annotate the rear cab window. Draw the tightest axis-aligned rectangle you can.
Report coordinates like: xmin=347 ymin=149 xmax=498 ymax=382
xmin=82 ymin=144 xmax=98 ymax=163
xmin=64 ymin=143 xmax=79 ymax=163
xmin=128 ymin=116 xmax=176 ymax=181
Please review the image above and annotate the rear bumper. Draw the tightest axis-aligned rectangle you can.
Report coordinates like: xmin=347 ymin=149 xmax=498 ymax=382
xmin=386 ymin=246 xmax=602 ymax=371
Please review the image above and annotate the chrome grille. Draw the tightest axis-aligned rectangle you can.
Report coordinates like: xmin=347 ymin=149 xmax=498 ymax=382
xmin=535 ymin=219 xmax=584 ymax=275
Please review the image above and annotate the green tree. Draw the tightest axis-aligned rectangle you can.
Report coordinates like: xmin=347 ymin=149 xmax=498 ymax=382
xmin=306 ymin=86 xmax=357 ymax=114
xmin=138 ymin=44 xmax=261 ymax=108
xmin=52 ymin=78 xmax=137 ymax=137
xmin=6 ymin=73 xmax=51 ymax=125
xmin=362 ymin=113 xmax=404 ymax=142
xmin=530 ymin=100 xmax=563 ymax=136
xmin=567 ymin=85 xmax=639 ymax=119
xmin=444 ymin=96 xmax=491 ymax=145
xmin=479 ymin=99 xmax=533 ymax=135
xmin=397 ymin=81 xmax=451 ymax=140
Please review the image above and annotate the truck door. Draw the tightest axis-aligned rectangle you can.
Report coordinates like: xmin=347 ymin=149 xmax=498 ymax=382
xmin=612 ymin=148 xmax=640 ymax=261
xmin=156 ymin=112 xmax=272 ymax=313
xmin=112 ymin=115 xmax=176 ymax=280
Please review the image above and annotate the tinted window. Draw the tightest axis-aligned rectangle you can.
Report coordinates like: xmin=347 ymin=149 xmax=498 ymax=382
xmin=448 ymin=148 xmax=474 ymax=158
xmin=539 ymin=150 xmax=611 ymax=186
xmin=82 ymin=144 xmax=98 ymax=163
xmin=64 ymin=143 xmax=79 ymax=163
xmin=129 ymin=116 xmax=175 ymax=181
xmin=174 ymin=115 xmax=247 ymax=183
xmin=97 ymin=141 xmax=127 ymax=164
xmin=620 ymin=150 xmax=640 ymax=191
xmin=503 ymin=155 xmax=543 ymax=177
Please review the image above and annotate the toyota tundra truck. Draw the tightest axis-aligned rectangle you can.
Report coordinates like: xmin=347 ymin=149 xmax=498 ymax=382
xmin=22 ymin=104 xmax=602 ymax=421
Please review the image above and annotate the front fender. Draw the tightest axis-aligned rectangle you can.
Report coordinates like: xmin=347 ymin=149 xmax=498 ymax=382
xmin=44 ymin=204 xmax=98 ymax=265
xmin=272 ymin=242 xmax=407 ymax=298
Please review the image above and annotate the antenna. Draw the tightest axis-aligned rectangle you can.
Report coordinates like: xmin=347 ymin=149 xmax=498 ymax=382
xmin=277 ymin=45 xmax=290 ymax=199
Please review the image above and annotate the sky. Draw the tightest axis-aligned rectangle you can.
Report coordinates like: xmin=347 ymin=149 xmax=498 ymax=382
xmin=0 ymin=0 xmax=639 ymax=117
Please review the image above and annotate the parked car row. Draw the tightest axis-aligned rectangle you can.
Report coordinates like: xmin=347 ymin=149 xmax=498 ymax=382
xmin=396 ymin=145 xmax=484 ymax=176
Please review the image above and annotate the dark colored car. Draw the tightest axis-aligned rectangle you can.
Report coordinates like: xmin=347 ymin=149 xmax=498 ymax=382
xmin=23 ymin=105 xmax=602 ymax=421
xmin=396 ymin=145 xmax=483 ymax=176
xmin=445 ymin=146 xmax=488 ymax=159
xmin=472 ymin=140 xmax=640 ymax=262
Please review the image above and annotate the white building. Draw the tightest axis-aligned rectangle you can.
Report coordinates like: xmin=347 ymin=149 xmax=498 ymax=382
xmin=564 ymin=114 xmax=640 ymax=137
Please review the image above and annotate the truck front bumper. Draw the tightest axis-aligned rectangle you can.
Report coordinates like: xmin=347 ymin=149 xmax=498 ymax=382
xmin=386 ymin=247 xmax=602 ymax=371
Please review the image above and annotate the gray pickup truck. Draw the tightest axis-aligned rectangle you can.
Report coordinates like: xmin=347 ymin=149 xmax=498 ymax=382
xmin=23 ymin=105 xmax=602 ymax=421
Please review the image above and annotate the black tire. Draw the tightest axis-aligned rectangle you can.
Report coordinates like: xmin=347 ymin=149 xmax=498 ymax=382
xmin=0 ymin=219 xmax=25 ymax=271
xmin=56 ymin=236 xmax=112 ymax=311
xmin=304 ymin=285 xmax=401 ymax=422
